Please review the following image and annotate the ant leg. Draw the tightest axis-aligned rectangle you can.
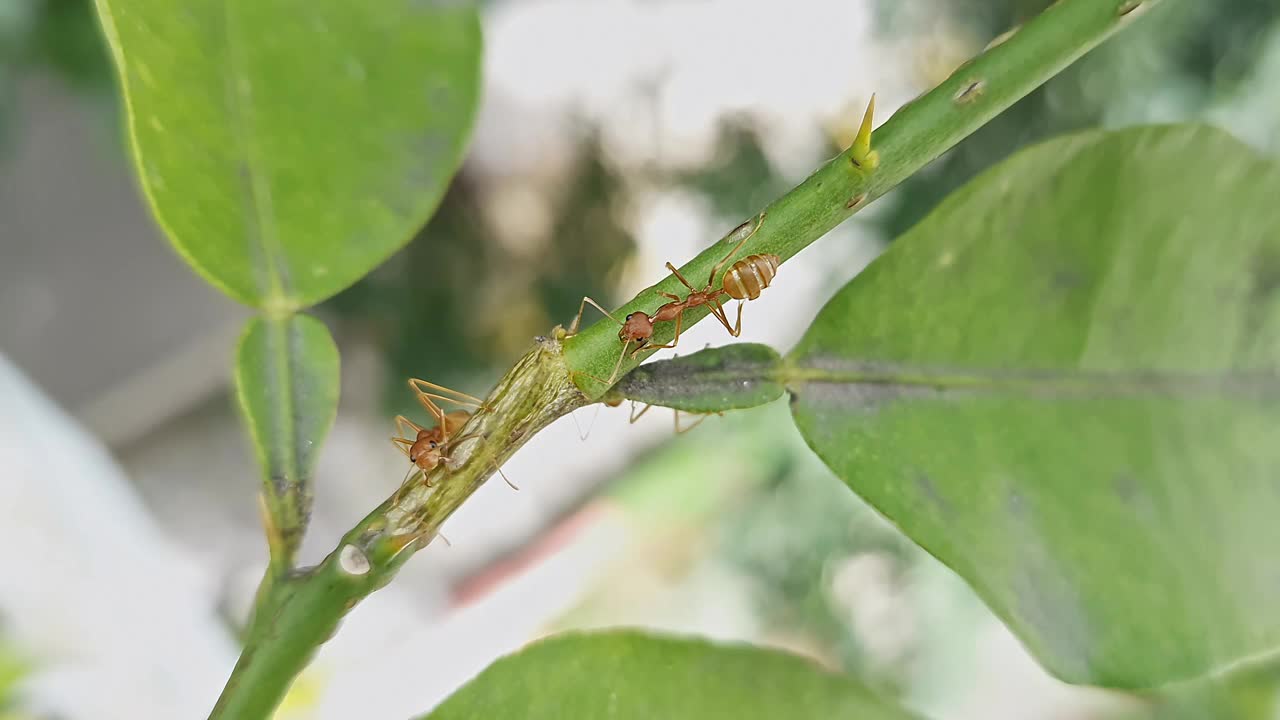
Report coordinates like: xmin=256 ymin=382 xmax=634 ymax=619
xmin=706 ymin=297 xmax=744 ymax=337
xmin=392 ymin=415 xmax=423 ymax=454
xmin=568 ymin=296 xmax=624 ymax=335
xmin=572 ymin=339 xmax=634 ymax=391
xmin=635 ymin=312 xmax=684 ymax=353
xmin=390 ymin=464 xmax=422 ymax=506
xmin=707 ymin=213 xmax=765 ymax=286
xmin=438 ymin=434 xmax=518 ymax=491
xmin=491 ymin=461 xmax=518 ymax=491
xmin=628 ymin=401 xmax=653 ymax=424
xmin=674 ymin=411 xmax=709 ymax=434
xmin=406 ymin=384 xmax=451 ymax=435
xmin=700 ymin=298 xmax=737 ymax=336
xmin=569 ymin=403 xmax=603 ymax=441
xmin=394 ymin=414 xmax=425 ymax=435
xmin=663 ymin=263 xmax=699 ymax=292
xmin=408 ymin=378 xmax=488 ymax=415
xmin=408 ymin=378 xmax=485 ymax=406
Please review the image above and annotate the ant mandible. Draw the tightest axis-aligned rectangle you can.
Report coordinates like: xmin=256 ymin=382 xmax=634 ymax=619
xmin=567 ymin=211 xmax=778 ymax=389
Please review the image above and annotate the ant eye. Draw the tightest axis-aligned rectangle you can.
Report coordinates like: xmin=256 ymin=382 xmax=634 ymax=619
xmin=429 ymin=441 xmax=439 ymax=448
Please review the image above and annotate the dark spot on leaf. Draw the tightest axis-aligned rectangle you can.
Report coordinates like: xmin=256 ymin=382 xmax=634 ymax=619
xmin=1112 ymin=473 xmax=1138 ymax=502
xmin=1117 ymin=0 xmax=1142 ymax=16
xmin=1237 ymin=246 xmax=1280 ymax=348
xmin=1113 ymin=472 xmax=1156 ymax=521
xmin=1051 ymin=268 xmax=1085 ymax=291
xmin=1248 ymin=248 xmax=1280 ymax=303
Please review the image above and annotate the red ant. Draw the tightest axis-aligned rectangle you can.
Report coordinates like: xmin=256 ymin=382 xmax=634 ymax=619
xmin=390 ymin=378 xmax=514 ymax=493
xmin=567 ymin=212 xmax=778 ymax=389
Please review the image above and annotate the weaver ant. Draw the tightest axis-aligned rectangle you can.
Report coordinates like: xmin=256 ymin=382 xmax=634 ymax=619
xmin=568 ymin=211 xmax=778 ymax=389
xmin=390 ymin=378 xmax=514 ymax=495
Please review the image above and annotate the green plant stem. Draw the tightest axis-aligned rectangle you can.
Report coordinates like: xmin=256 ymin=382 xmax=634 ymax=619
xmin=208 ymin=1 xmax=1163 ymax=716
xmin=563 ymin=0 xmax=1164 ymax=397
xmin=210 ymin=338 xmax=584 ymax=720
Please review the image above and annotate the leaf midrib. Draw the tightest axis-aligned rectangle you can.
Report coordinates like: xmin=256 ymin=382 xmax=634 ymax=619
xmin=785 ymin=362 xmax=1280 ymax=398
xmin=222 ymin=1 xmax=291 ymax=308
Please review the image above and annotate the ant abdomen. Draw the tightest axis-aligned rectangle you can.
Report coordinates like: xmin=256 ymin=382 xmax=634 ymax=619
xmin=723 ymin=254 xmax=780 ymax=301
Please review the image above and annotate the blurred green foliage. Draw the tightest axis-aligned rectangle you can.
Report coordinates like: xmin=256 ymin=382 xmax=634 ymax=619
xmin=324 ymin=136 xmax=638 ymax=413
xmin=8 ymin=2 xmax=1280 ymax=713
xmin=0 ymin=638 xmax=28 ymax=720
xmin=0 ymin=0 xmax=114 ymax=155
xmin=713 ymin=409 xmax=919 ymax=691
xmin=425 ymin=630 xmax=917 ymax=720
xmin=563 ymin=403 xmax=923 ymax=700
xmin=12 ymin=0 xmax=1280 ymax=412
xmin=881 ymin=0 xmax=1280 ymax=237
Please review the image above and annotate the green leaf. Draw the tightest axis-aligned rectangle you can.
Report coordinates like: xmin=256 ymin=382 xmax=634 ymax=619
xmin=611 ymin=343 xmax=784 ymax=413
xmin=422 ymin=631 xmax=917 ymax=720
xmin=786 ymin=124 xmax=1280 ymax=689
xmin=93 ymin=0 xmax=481 ymax=310
xmin=234 ymin=314 xmax=339 ymax=562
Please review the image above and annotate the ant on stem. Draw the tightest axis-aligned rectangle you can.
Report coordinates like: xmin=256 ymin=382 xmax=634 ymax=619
xmin=390 ymin=378 xmax=514 ymax=500
xmin=567 ymin=211 xmax=778 ymax=390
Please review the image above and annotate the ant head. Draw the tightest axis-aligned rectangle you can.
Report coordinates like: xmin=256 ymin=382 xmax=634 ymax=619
xmin=409 ymin=439 xmax=442 ymax=470
xmin=619 ymin=312 xmax=653 ymax=343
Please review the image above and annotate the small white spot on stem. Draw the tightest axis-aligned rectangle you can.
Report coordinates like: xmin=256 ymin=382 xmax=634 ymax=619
xmin=338 ymin=544 xmax=370 ymax=575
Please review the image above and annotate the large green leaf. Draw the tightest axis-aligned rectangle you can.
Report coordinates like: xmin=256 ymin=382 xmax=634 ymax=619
xmin=787 ymin=125 xmax=1280 ymax=689
xmin=422 ymin=631 xmax=916 ymax=720
xmin=234 ymin=314 xmax=339 ymax=561
xmin=94 ymin=0 xmax=481 ymax=309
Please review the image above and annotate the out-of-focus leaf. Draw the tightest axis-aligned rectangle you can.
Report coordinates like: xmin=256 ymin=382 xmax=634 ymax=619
xmin=234 ymin=314 xmax=339 ymax=559
xmin=92 ymin=0 xmax=481 ymax=309
xmin=422 ymin=631 xmax=917 ymax=720
xmin=787 ymin=125 xmax=1280 ymax=688
xmin=611 ymin=343 xmax=784 ymax=413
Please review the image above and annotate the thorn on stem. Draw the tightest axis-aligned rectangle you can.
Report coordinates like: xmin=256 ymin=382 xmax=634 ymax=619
xmin=849 ymin=94 xmax=880 ymax=170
